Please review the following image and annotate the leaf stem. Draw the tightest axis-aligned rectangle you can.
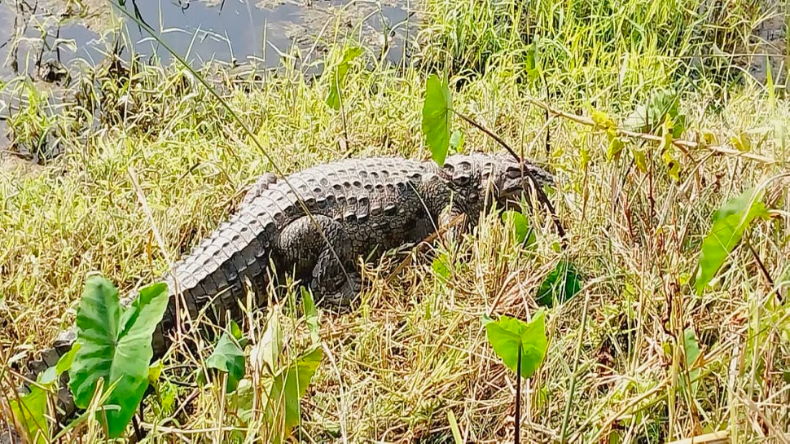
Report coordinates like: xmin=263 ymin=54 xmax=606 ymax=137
xmin=746 ymin=235 xmax=783 ymax=304
xmin=515 ymin=341 xmax=521 ymax=444
xmin=335 ymin=65 xmax=350 ymax=153
xmin=132 ymin=412 xmax=143 ymax=441
xmin=452 ymin=110 xmax=520 ymax=161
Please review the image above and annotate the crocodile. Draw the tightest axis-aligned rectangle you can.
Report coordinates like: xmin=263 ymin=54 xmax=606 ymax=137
xmin=14 ymin=152 xmax=555 ymax=429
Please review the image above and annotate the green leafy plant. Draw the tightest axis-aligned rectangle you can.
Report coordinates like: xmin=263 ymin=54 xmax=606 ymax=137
xmin=624 ymin=89 xmax=686 ymax=137
xmin=694 ymin=187 xmax=768 ymax=295
xmin=300 ymin=287 xmax=320 ymax=345
xmin=449 ymin=129 xmax=465 ymax=153
xmin=325 ymin=46 xmax=364 ymax=148
xmin=10 ymin=344 xmax=80 ymax=444
xmin=482 ymin=310 xmax=548 ymax=444
xmin=3 ymin=82 xmax=64 ymax=162
xmin=227 ymin=297 xmax=323 ymax=443
xmin=10 ymin=377 xmax=50 ymax=444
xmin=606 ymin=132 xmax=626 ymax=162
xmin=524 ymin=39 xmax=542 ymax=86
xmin=67 ymin=275 xmax=169 ymax=438
xmin=268 ymin=346 xmax=323 ymax=437
xmin=502 ymin=210 xmax=536 ymax=248
xmin=683 ymin=328 xmax=701 ymax=396
xmin=432 ymin=252 xmax=452 ymax=282
xmin=206 ymin=321 xmax=247 ymax=393
xmin=591 ymin=109 xmax=617 ymax=129
xmin=536 ymin=261 xmax=583 ymax=307
xmin=483 ymin=311 xmax=548 ymax=379
xmin=326 ymin=47 xmax=364 ymax=111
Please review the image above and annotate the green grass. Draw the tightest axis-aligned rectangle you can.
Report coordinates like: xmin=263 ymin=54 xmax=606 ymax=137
xmin=1 ymin=0 xmax=790 ymax=442
xmin=417 ymin=0 xmax=784 ymax=105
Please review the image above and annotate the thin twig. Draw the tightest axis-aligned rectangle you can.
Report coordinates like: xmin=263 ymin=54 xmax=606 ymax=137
xmin=453 ymin=110 xmax=520 ymax=161
xmin=543 ymin=83 xmax=551 ymax=155
xmin=746 ymin=236 xmax=783 ymax=304
xmin=132 ymin=413 xmax=144 ymax=442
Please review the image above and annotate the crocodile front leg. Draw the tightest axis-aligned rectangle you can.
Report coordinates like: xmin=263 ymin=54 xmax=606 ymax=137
xmin=310 ymin=248 xmax=362 ymax=308
xmin=274 ymin=214 xmax=362 ymax=309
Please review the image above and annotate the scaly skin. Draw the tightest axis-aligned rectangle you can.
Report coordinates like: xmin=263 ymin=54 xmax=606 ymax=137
xmin=17 ymin=152 xmax=555 ymax=428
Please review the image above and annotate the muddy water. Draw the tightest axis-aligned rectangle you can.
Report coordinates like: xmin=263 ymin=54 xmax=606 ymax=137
xmin=0 ymin=0 xmax=416 ymax=79
xmin=0 ymin=0 xmax=418 ymax=151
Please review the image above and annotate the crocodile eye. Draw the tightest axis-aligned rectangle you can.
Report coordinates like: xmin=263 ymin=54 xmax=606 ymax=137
xmin=506 ymin=168 xmax=523 ymax=179
xmin=452 ymin=173 xmax=471 ymax=187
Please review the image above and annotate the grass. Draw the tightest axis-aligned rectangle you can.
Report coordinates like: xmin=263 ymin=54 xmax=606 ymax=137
xmin=1 ymin=0 xmax=789 ymax=442
xmin=416 ymin=0 xmax=784 ymax=103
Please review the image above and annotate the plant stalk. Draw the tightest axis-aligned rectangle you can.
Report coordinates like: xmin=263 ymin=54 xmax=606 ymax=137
xmin=515 ymin=342 xmax=521 ymax=444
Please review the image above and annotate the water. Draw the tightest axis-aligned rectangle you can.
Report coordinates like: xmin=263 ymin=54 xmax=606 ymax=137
xmin=0 ymin=0 xmax=415 ymax=78
xmin=0 ymin=0 xmax=418 ymax=152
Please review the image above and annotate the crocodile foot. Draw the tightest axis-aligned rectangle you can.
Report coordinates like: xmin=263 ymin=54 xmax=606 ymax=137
xmin=311 ymin=271 xmax=362 ymax=310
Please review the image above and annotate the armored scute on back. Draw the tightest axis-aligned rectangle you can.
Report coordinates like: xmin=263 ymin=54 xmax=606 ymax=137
xmin=24 ymin=152 xmax=555 ymax=422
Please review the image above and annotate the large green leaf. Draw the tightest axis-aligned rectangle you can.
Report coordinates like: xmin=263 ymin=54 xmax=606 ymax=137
xmin=421 ymin=73 xmax=453 ymax=166
xmin=276 ymin=346 xmax=323 ymax=433
xmin=483 ymin=310 xmax=547 ymax=379
xmin=68 ymin=276 xmax=169 ymax=438
xmin=206 ymin=326 xmax=246 ymax=393
xmin=694 ymin=187 xmax=767 ymax=295
xmin=535 ymin=261 xmax=582 ymax=307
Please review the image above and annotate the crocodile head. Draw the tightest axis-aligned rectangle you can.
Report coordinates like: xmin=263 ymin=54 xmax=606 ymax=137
xmin=439 ymin=152 xmax=554 ymax=214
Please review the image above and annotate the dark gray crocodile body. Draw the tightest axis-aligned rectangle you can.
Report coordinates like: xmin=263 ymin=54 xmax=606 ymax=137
xmin=20 ymin=152 xmax=554 ymax=427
